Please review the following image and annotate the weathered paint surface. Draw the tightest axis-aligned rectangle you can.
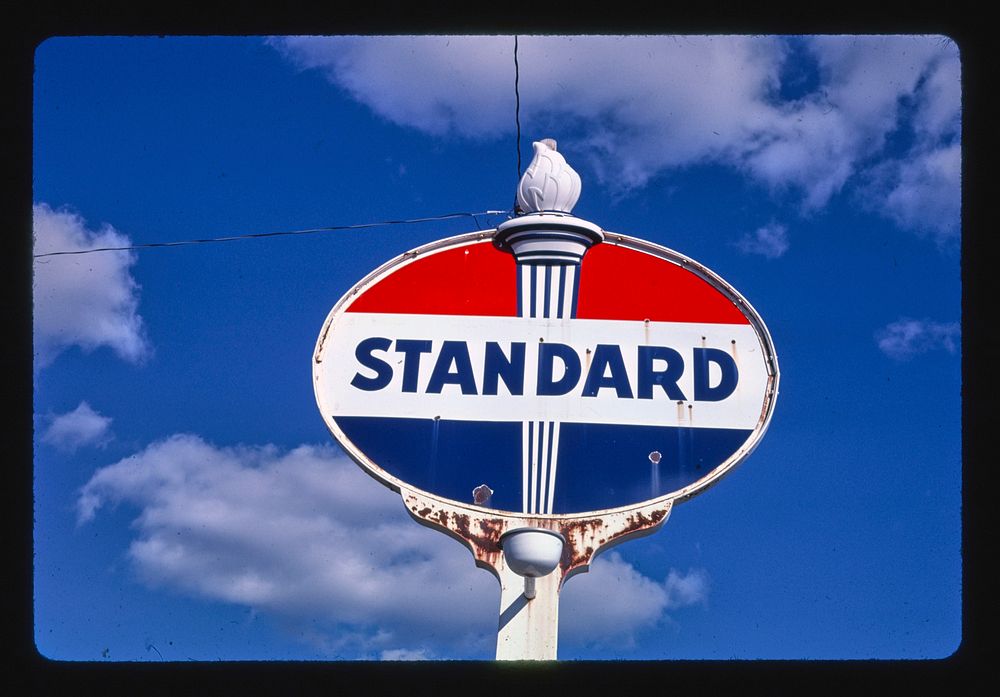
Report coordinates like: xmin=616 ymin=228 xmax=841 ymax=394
xmin=495 ymin=563 xmax=560 ymax=660
xmin=403 ymin=486 xmax=671 ymax=586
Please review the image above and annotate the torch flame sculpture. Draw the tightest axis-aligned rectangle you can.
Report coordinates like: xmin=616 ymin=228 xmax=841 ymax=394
xmin=516 ymin=139 xmax=582 ymax=214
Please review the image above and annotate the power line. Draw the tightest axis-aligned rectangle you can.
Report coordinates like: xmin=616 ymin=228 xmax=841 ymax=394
xmin=35 ymin=41 xmax=531 ymax=261
xmin=513 ymin=35 xmax=523 ymax=213
xmin=32 ymin=210 xmax=511 ymax=259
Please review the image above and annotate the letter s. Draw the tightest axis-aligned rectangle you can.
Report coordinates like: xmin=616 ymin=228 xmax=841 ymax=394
xmin=350 ymin=337 xmax=393 ymax=391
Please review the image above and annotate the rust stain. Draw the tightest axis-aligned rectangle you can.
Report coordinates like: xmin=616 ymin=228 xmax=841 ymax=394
xmin=405 ymin=492 xmax=671 ymax=582
xmin=315 ymin=319 xmax=336 ymax=362
xmin=472 ymin=484 xmax=493 ymax=506
xmin=620 ymin=509 xmax=668 ymax=536
xmin=405 ymin=497 xmax=509 ymax=566
xmin=756 ymin=376 xmax=778 ymax=429
xmin=557 ymin=517 xmax=608 ymax=569
xmin=449 ymin=512 xmax=504 ymax=564
xmin=450 ymin=512 xmax=470 ymax=534
xmin=556 ymin=509 xmax=670 ymax=574
xmin=479 ymin=518 xmax=504 ymax=539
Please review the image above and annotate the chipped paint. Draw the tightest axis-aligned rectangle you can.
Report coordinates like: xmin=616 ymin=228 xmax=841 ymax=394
xmin=472 ymin=483 xmax=494 ymax=506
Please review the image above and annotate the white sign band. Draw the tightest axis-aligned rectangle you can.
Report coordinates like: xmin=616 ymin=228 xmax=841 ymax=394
xmin=316 ymin=312 xmax=768 ymax=430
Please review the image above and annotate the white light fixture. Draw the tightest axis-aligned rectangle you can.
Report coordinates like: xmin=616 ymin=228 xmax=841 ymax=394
xmin=498 ymin=527 xmax=565 ymax=599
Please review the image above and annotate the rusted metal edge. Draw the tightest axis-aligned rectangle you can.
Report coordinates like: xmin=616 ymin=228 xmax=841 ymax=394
xmin=400 ymin=486 xmax=508 ymax=580
xmin=556 ymin=501 xmax=672 ymax=583
xmin=400 ymin=485 xmax=673 ymax=588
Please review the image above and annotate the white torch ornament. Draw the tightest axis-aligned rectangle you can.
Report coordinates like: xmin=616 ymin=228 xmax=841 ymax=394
xmin=516 ymin=138 xmax=582 ymax=214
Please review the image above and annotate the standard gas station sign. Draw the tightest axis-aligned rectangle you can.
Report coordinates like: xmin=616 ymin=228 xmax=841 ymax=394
xmin=314 ymin=231 xmax=777 ymax=516
xmin=313 ymin=139 xmax=779 ymax=660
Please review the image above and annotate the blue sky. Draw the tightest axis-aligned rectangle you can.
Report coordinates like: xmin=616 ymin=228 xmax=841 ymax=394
xmin=31 ymin=35 xmax=962 ymax=662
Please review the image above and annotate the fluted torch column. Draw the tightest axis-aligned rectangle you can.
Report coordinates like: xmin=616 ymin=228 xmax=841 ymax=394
xmin=494 ymin=139 xmax=604 ymax=516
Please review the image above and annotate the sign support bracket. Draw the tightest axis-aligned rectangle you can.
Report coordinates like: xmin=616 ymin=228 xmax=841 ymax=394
xmin=400 ymin=486 xmax=673 ymax=660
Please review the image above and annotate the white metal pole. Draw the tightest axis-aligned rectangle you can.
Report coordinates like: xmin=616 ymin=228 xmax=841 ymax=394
xmin=494 ymin=562 xmax=561 ymax=660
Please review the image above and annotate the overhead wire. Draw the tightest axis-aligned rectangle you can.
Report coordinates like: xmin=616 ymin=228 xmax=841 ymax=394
xmin=32 ymin=210 xmax=510 ymax=259
xmin=513 ymin=35 xmax=523 ymax=212
xmin=35 ymin=39 xmax=529 ymax=260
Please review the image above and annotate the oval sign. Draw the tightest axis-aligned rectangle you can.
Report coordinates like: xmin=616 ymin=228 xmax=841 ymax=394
xmin=314 ymin=230 xmax=779 ymax=517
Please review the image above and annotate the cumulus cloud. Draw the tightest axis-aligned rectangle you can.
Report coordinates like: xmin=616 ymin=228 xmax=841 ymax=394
xmin=663 ymin=567 xmax=710 ymax=608
xmin=736 ymin=222 xmax=789 ymax=258
xmin=853 ymin=40 xmax=961 ymax=244
xmin=561 ymin=553 xmax=708 ymax=648
xmin=77 ymin=435 xmax=703 ymax=657
xmin=33 ymin=203 xmax=150 ymax=368
xmin=861 ymin=143 xmax=961 ymax=245
xmin=269 ymin=36 xmax=515 ymax=139
xmin=270 ymin=35 xmax=960 ymax=240
xmin=875 ymin=318 xmax=960 ymax=360
xmin=41 ymin=401 xmax=113 ymax=452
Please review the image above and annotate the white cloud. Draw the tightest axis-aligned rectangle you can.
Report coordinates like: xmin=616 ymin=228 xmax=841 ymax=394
xmin=561 ymin=553 xmax=708 ymax=647
xmin=77 ymin=435 xmax=699 ymax=657
xmin=379 ymin=648 xmax=432 ymax=661
xmin=863 ymin=143 xmax=961 ymax=245
xmin=41 ymin=401 xmax=113 ymax=452
xmin=270 ymin=35 xmax=960 ymax=239
xmin=911 ymin=41 xmax=962 ymax=140
xmin=663 ymin=567 xmax=710 ymax=608
xmin=736 ymin=222 xmax=789 ymax=258
xmin=875 ymin=318 xmax=960 ymax=360
xmin=852 ymin=39 xmax=961 ymax=243
xmin=269 ymin=36 xmax=515 ymax=139
xmin=77 ymin=435 xmax=492 ymax=654
xmin=33 ymin=203 xmax=150 ymax=368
